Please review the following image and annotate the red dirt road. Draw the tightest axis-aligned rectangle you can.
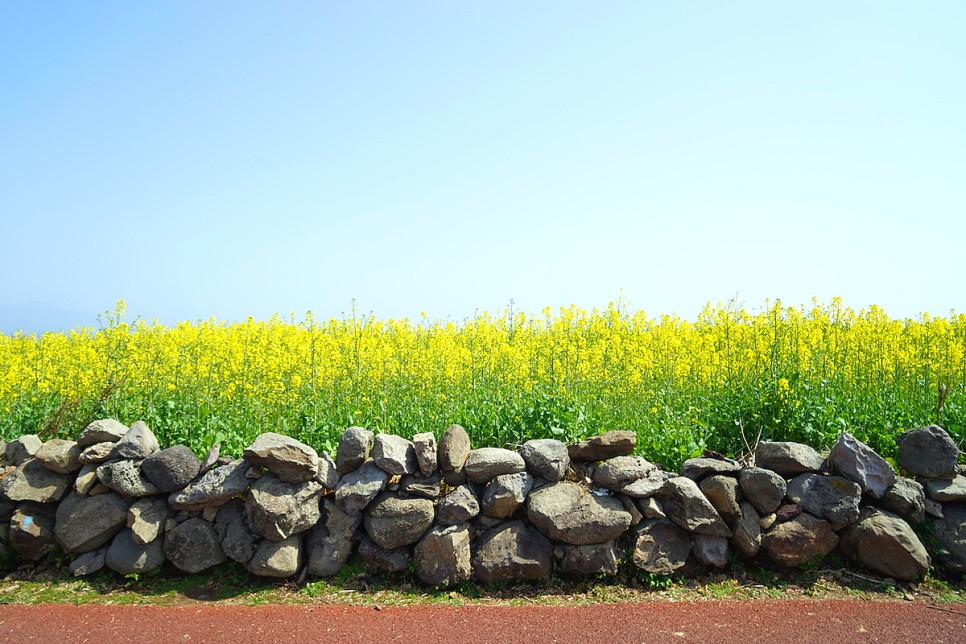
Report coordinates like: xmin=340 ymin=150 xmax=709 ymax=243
xmin=1 ymin=600 xmax=964 ymax=643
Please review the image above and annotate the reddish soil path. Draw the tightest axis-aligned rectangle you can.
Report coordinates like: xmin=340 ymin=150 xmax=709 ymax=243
xmin=1 ymin=600 xmax=964 ymax=643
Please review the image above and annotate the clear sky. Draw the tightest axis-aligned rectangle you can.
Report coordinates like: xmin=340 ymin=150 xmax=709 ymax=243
xmin=2 ymin=2 xmax=964 ymax=334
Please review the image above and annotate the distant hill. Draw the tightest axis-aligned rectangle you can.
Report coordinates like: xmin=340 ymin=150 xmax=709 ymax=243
xmin=0 ymin=302 xmax=96 ymax=336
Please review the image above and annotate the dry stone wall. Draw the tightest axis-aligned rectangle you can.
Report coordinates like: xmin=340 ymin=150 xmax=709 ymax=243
xmin=1 ymin=421 xmax=965 ymax=586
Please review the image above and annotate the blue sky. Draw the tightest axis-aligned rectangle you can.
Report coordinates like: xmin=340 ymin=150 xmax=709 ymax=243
xmin=2 ymin=2 xmax=964 ymax=333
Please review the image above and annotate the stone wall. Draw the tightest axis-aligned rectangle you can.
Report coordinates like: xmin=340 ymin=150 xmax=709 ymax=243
xmin=1 ymin=421 xmax=964 ymax=585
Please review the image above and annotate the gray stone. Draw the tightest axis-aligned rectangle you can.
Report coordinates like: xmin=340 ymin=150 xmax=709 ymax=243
xmin=592 ymin=456 xmax=658 ymax=491
xmin=620 ymin=469 xmax=670 ymax=499
xmin=519 ymin=438 xmax=570 ymax=481
xmin=97 ymin=459 xmax=162 ymax=498
xmin=4 ymin=434 xmax=42 ymax=466
xmin=69 ymin=547 xmax=107 ymax=576
xmin=109 ymin=421 xmax=160 ymax=460
xmin=246 ymin=534 xmax=303 ymax=578
xmin=334 ymin=460 xmax=388 ymax=515
xmin=10 ymin=502 xmax=57 ymax=560
xmin=755 ymin=441 xmax=824 ymax=476
xmin=680 ymin=457 xmax=741 ymax=481
xmin=412 ymin=432 xmax=438 ymax=477
xmin=699 ymin=475 xmax=742 ymax=526
xmin=731 ymin=501 xmax=762 ymax=557
xmin=199 ymin=443 xmax=221 ymax=476
xmin=336 ymin=426 xmax=373 ymax=474
xmin=786 ymin=473 xmax=861 ymax=530
xmin=35 ymin=439 xmax=83 ymax=474
xmin=1 ymin=458 xmax=73 ymax=503
xmin=168 ymin=459 xmax=251 ymax=511
xmin=926 ymin=498 xmax=944 ymax=519
xmin=214 ymin=499 xmax=256 ymax=564
xmin=56 ymin=489 xmax=131 ymax=557
xmin=828 ymin=432 xmax=896 ymax=498
xmin=141 ymin=445 xmax=202 ymax=492
xmin=398 ymin=472 xmax=442 ymax=499
xmin=358 ymin=535 xmax=411 ymax=573
xmin=638 ymin=496 xmax=666 ymax=519
xmin=658 ymin=477 xmax=732 ymax=537
xmin=526 ymin=481 xmax=632 ymax=545
xmin=481 ymin=472 xmax=532 ymax=519
xmin=437 ymin=485 xmax=480 ymax=525
xmin=739 ymin=467 xmax=787 ymax=515
xmin=414 ymin=523 xmax=472 ymax=586
xmin=463 ymin=448 xmax=526 ymax=483
xmin=568 ymin=431 xmax=636 ymax=462
xmin=363 ymin=493 xmax=435 ymax=550
xmin=897 ymin=425 xmax=960 ymax=480
xmin=106 ymin=528 xmax=166 ymax=575
xmin=164 ymin=517 xmax=227 ymax=573
xmin=245 ymin=474 xmax=323 ymax=541
xmin=78 ymin=441 xmax=115 ymax=464
xmin=619 ymin=494 xmax=643 ymax=525
xmin=933 ymin=503 xmax=966 ymax=573
xmin=372 ymin=434 xmax=417 ymax=476
xmin=438 ymin=424 xmax=471 ymax=485
xmin=761 ymin=514 xmax=838 ymax=567
xmin=631 ymin=519 xmax=691 ymax=575
xmin=554 ymin=541 xmax=621 ymax=576
xmin=127 ymin=497 xmax=170 ymax=545
xmin=243 ymin=432 xmax=319 ymax=483
xmin=877 ymin=477 xmax=926 ymax=524
xmin=306 ymin=498 xmax=362 ymax=576
xmin=839 ymin=507 xmax=930 ymax=582
xmin=692 ymin=533 xmax=729 ymax=567
xmin=77 ymin=419 xmax=128 ymax=447
xmin=315 ymin=452 xmax=340 ymax=489
xmin=925 ymin=475 xmax=966 ymax=502
xmin=74 ymin=464 xmax=99 ymax=495
xmin=472 ymin=520 xmax=552 ymax=584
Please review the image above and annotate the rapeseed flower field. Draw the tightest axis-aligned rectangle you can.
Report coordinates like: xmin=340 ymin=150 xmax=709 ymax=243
xmin=1 ymin=299 xmax=963 ymax=470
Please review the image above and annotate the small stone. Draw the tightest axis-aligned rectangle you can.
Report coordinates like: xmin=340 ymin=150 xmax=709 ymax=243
xmin=463 ymin=448 xmax=526 ymax=483
xmin=759 ymin=513 xmax=777 ymax=530
xmin=568 ymin=431 xmax=636 ymax=462
xmin=77 ymin=419 xmax=128 ymax=447
xmin=109 ymin=421 xmax=160 ymax=460
xmin=4 ymin=435 xmax=43 ymax=466
xmin=639 ymin=496 xmax=666 ymax=519
xmin=74 ymin=464 xmax=99 ymax=495
xmin=437 ymin=485 xmax=480 ymax=525
xmin=334 ymin=460 xmax=388 ymax=515
xmin=592 ymin=456 xmax=658 ymax=491
xmin=198 ymin=444 xmax=221 ymax=477
xmin=243 ymin=432 xmax=319 ymax=483
xmin=372 ymin=434 xmax=418 ymax=476
xmin=70 ymin=547 xmax=107 ymax=576
xmin=10 ymin=502 xmax=57 ymax=560
xmin=519 ymin=439 xmax=570 ymax=481
xmin=732 ymin=501 xmax=762 ymax=557
xmin=877 ymin=477 xmax=926 ymax=524
xmin=398 ymin=472 xmax=442 ymax=499
xmin=739 ymin=467 xmax=787 ymax=515
xmin=412 ymin=432 xmax=438 ymax=477
xmin=555 ymin=541 xmax=621 ymax=576
xmin=35 ymin=439 xmax=83 ymax=474
xmin=438 ymin=424 xmax=471 ymax=485
xmin=315 ymin=452 xmax=340 ymax=489
xmin=755 ymin=441 xmax=824 ymax=476
xmin=925 ymin=475 xmax=966 ymax=503
xmin=897 ymin=425 xmax=960 ymax=480
xmin=336 ymin=426 xmax=374 ymax=474
xmin=680 ymin=457 xmax=741 ymax=481
xmin=358 ymin=535 xmax=411 ymax=574
xmin=692 ymin=534 xmax=729 ymax=568
xmin=306 ymin=498 xmax=362 ymax=577
xmin=828 ymin=432 xmax=896 ymax=498
xmin=773 ymin=503 xmax=803 ymax=524
xmin=620 ymin=469 xmax=670 ymax=498
xmin=481 ymin=472 xmax=532 ymax=519
xmin=141 ymin=445 xmax=202 ymax=493
xmin=699 ymin=475 xmax=742 ymax=526
xmin=78 ymin=442 xmax=115 ymax=464
xmin=618 ymin=494 xmax=643 ymax=525
xmin=246 ymin=534 xmax=303 ymax=578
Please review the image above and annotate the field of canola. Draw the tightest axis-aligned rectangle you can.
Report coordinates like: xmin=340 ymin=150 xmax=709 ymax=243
xmin=1 ymin=299 xmax=964 ymax=470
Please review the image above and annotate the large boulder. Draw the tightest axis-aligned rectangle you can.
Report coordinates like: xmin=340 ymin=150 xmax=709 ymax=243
xmin=897 ymin=425 xmax=960 ymax=480
xmin=168 ymin=459 xmax=251 ymax=511
xmin=77 ymin=419 xmax=128 ymax=447
xmin=739 ymin=467 xmax=787 ymax=515
xmin=372 ymin=434 xmax=418 ymax=476
xmin=932 ymin=503 xmax=966 ymax=573
xmin=1 ymin=458 xmax=73 ymax=503
xmin=526 ymin=481 xmax=632 ymax=545
xmin=761 ymin=514 xmax=838 ymax=567
xmin=109 ymin=421 xmax=160 ymax=460
xmin=472 ymin=520 xmax=552 ymax=584
xmin=436 ymin=485 xmax=480 ymax=525
xmin=463 ymin=448 xmax=526 ymax=483
xmin=245 ymin=474 xmax=323 ymax=541
xmin=554 ymin=541 xmax=621 ymax=576
xmin=481 ymin=472 xmax=532 ymax=519
xmin=336 ymin=426 xmax=373 ymax=474
xmin=164 ymin=517 xmax=227 ymax=573
xmin=519 ymin=438 xmax=570 ymax=481
xmin=243 ymin=432 xmax=319 ymax=483
xmin=141 ymin=445 xmax=202 ymax=492
xmin=246 ymin=534 xmax=303 ymax=578
xmin=334 ymin=460 xmax=388 ymax=515
xmin=877 ymin=477 xmax=926 ymax=524
xmin=35 ymin=439 xmax=83 ymax=474
xmin=10 ymin=502 xmax=57 ymax=560
xmin=306 ymin=498 xmax=362 ymax=577
xmin=214 ymin=499 xmax=256 ymax=564
xmin=437 ymin=424 xmax=471 ymax=485
xmin=755 ymin=441 xmax=824 ymax=476
xmin=828 ymin=432 xmax=895 ymax=498
xmin=631 ymin=519 xmax=691 ymax=575
xmin=568 ymin=431 xmax=636 ymax=462
xmin=657 ymin=477 xmax=732 ymax=537
xmin=97 ymin=459 xmax=162 ymax=498
xmin=786 ymin=474 xmax=861 ymax=530
xmin=363 ymin=493 xmax=435 ymax=550
xmin=412 ymin=432 xmax=438 ymax=477
xmin=839 ymin=507 xmax=929 ymax=582
xmin=414 ymin=523 xmax=472 ymax=586
xmin=106 ymin=528 xmax=165 ymax=575
xmin=54 ymin=491 xmax=129 ymax=553
xmin=592 ymin=456 xmax=658 ymax=491
xmin=127 ymin=497 xmax=170 ymax=545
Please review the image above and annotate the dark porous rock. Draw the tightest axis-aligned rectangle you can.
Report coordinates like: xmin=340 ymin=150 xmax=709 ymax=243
xmin=164 ymin=517 xmax=227 ymax=573
xmin=109 ymin=421 xmax=161 ymax=460
xmin=738 ymin=467 xmax=787 ymax=515
xmin=932 ymin=503 xmax=966 ymax=573
xmin=828 ymin=432 xmax=896 ymax=499
xmin=412 ymin=432 xmax=438 ymax=477
xmin=4 ymin=434 xmax=43 ymax=467
xmin=438 ymin=424 xmax=471 ymax=485
xmin=519 ymin=438 xmax=570 ymax=482
xmin=761 ymin=514 xmax=838 ymax=567
xmin=568 ymin=431 xmax=636 ymax=462
xmin=141 ymin=445 xmax=202 ymax=493
xmin=526 ymin=481 xmax=632 ymax=545
xmin=414 ymin=523 xmax=472 ymax=586
xmin=398 ymin=472 xmax=442 ymax=499
xmin=372 ymin=434 xmax=418 ymax=476
xmin=246 ymin=534 xmax=303 ymax=578
xmin=839 ymin=507 xmax=929 ymax=582
xmin=631 ymin=519 xmax=691 ymax=575
xmin=897 ymin=425 xmax=960 ymax=480
xmin=70 ymin=547 xmax=107 ymax=576
xmin=245 ymin=474 xmax=323 ymax=541
xmin=925 ymin=475 xmax=966 ymax=503
xmin=755 ymin=441 xmax=824 ymax=477
xmin=773 ymin=503 xmax=803 ymax=524
xmin=731 ymin=501 xmax=762 ymax=557
xmin=592 ymin=456 xmax=658 ymax=491
xmin=363 ymin=493 xmax=435 ymax=550
xmin=481 ymin=472 xmax=532 ymax=519
xmin=315 ymin=452 xmax=340 ymax=489
xmin=10 ymin=502 xmax=57 ymax=560
xmin=554 ymin=541 xmax=621 ymax=576
xmin=35 ymin=439 xmax=83 ymax=474
xmin=306 ymin=498 xmax=362 ymax=577
xmin=359 ymin=534 xmax=412 ymax=574
xmin=214 ymin=499 xmax=256 ymax=564
xmin=877 ymin=477 xmax=926 ymax=524
xmin=334 ymin=460 xmax=388 ymax=515
xmin=472 ymin=520 xmax=552 ymax=584
xmin=53 ymin=490 xmax=128 ymax=554
xmin=106 ymin=528 xmax=166 ymax=575
xmin=699 ymin=475 xmax=742 ymax=527
xmin=437 ymin=485 xmax=480 ymax=525
xmin=168 ymin=459 xmax=251 ymax=511
xmin=77 ymin=419 xmax=128 ymax=447
xmin=463 ymin=448 xmax=526 ymax=483
xmin=1 ymin=458 xmax=73 ymax=503
xmin=620 ymin=469 xmax=671 ymax=499
xmin=657 ymin=477 xmax=732 ymax=538
xmin=786 ymin=473 xmax=861 ymax=530
xmin=680 ymin=457 xmax=741 ymax=481
xmin=336 ymin=426 xmax=374 ymax=474
xmin=78 ymin=441 xmax=116 ymax=464
xmin=692 ymin=534 xmax=729 ymax=568
xmin=97 ymin=459 xmax=162 ymax=498
xmin=127 ymin=497 xmax=170 ymax=545
xmin=244 ymin=432 xmax=319 ymax=483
